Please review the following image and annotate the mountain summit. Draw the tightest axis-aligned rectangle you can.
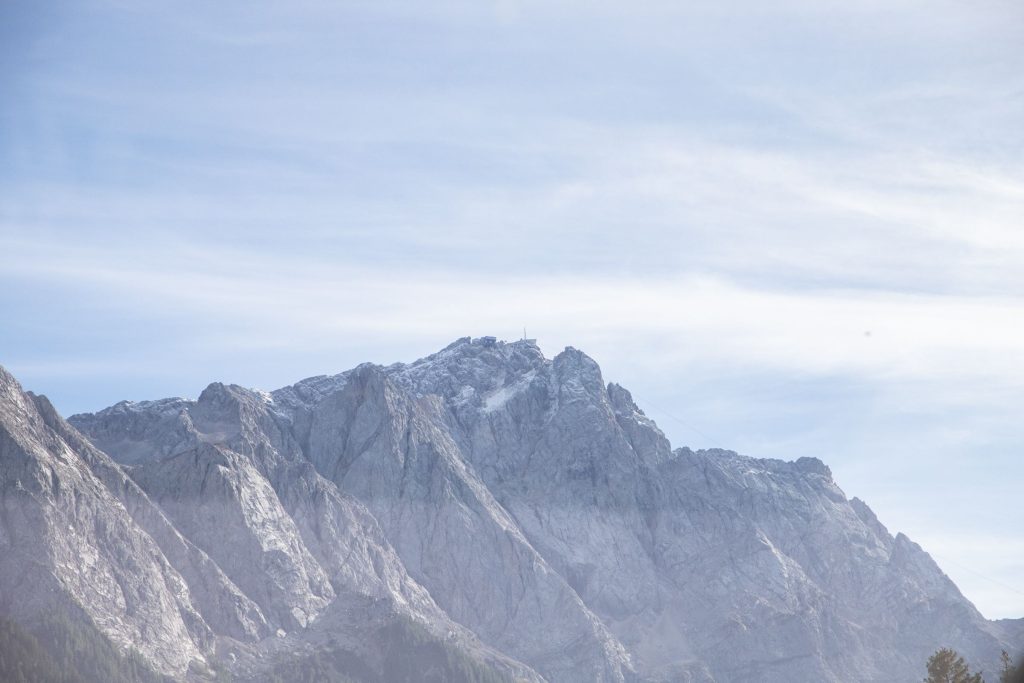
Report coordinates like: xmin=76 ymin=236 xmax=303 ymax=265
xmin=1 ymin=338 xmax=1019 ymax=682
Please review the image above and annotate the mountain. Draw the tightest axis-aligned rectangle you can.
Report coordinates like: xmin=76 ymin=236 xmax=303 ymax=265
xmin=1 ymin=337 xmax=1019 ymax=682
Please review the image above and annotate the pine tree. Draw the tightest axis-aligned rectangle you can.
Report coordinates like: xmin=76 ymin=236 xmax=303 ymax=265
xmin=1001 ymin=650 xmax=1023 ymax=683
xmin=924 ymin=648 xmax=983 ymax=683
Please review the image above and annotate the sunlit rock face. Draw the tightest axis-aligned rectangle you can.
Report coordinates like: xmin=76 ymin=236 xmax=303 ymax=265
xmin=0 ymin=338 xmax=1017 ymax=682
xmin=0 ymin=367 xmax=216 ymax=676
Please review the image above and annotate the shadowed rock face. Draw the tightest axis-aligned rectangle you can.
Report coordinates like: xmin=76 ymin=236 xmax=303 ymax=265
xmin=1 ymin=337 xmax=1018 ymax=682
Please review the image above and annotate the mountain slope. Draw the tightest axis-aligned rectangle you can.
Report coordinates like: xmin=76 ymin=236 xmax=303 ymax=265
xmin=2 ymin=336 xmax=1019 ymax=682
xmin=379 ymin=337 xmax=1015 ymax=681
xmin=73 ymin=363 xmax=633 ymax=682
xmin=1 ymin=364 xmax=541 ymax=682
xmin=0 ymin=366 xmax=213 ymax=676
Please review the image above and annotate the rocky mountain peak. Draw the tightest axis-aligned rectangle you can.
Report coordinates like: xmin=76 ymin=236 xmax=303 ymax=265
xmin=0 ymin=364 xmax=21 ymax=394
xmin=793 ymin=455 xmax=832 ymax=479
xmin=3 ymin=343 xmax=1020 ymax=683
xmin=552 ymin=346 xmax=606 ymax=400
xmin=388 ymin=335 xmax=545 ymax=401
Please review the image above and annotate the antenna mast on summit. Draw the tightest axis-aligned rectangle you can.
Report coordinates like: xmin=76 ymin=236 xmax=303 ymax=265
xmin=523 ymin=327 xmax=527 ymax=340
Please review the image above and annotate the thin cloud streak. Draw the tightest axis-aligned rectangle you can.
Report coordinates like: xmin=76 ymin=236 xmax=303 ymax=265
xmin=6 ymin=129 xmax=1024 ymax=294
xmin=5 ymin=236 xmax=1024 ymax=387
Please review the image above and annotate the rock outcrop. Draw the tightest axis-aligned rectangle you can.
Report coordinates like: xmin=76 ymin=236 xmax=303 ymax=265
xmin=0 ymin=337 xmax=1018 ymax=682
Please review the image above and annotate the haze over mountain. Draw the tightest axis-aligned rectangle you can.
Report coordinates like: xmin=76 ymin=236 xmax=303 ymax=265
xmin=0 ymin=337 xmax=1020 ymax=682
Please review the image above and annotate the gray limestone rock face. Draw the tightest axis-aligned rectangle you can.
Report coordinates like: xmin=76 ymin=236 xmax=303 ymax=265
xmin=68 ymin=363 xmax=550 ymax=681
xmin=127 ymin=442 xmax=335 ymax=632
xmin=34 ymin=392 xmax=271 ymax=643
xmin=287 ymin=363 xmax=635 ymax=682
xmin=380 ymin=338 xmax=1018 ymax=681
xmin=0 ymin=336 xmax=1013 ymax=683
xmin=0 ymin=367 xmax=212 ymax=676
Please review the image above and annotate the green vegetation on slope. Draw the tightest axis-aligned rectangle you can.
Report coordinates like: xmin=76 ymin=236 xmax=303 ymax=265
xmin=253 ymin=617 xmax=512 ymax=683
xmin=0 ymin=613 xmax=173 ymax=683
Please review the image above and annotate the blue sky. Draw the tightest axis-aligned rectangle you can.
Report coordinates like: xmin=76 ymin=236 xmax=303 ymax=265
xmin=2 ymin=0 xmax=1023 ymax=618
